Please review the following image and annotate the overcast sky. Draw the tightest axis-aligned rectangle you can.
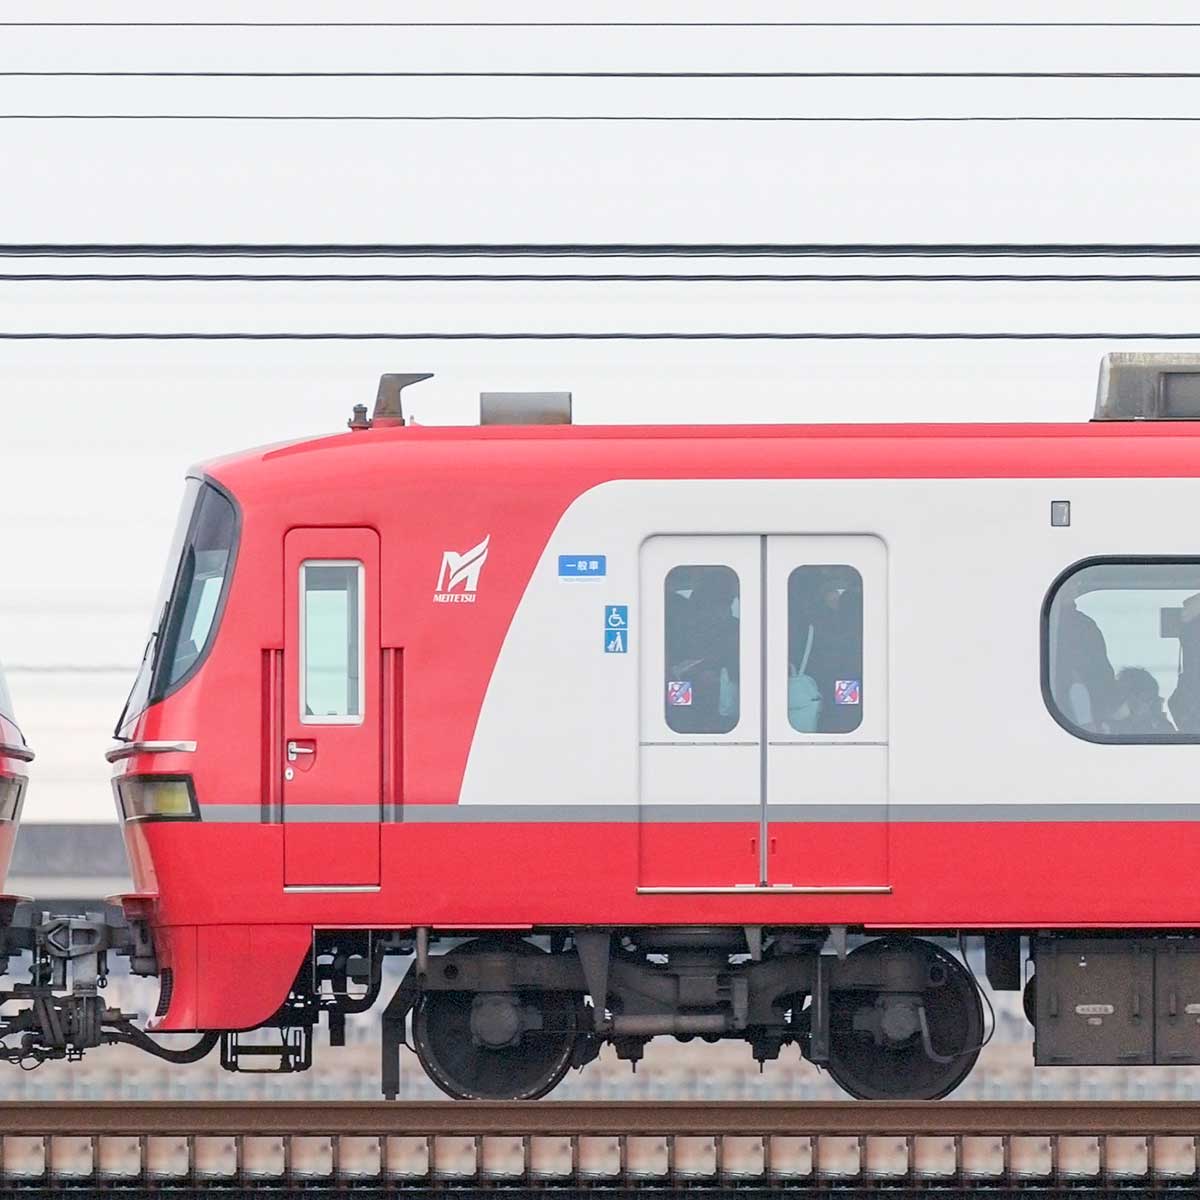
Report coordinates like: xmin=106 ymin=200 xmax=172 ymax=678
xmin=4 ymin=0 xmax=1200 ymax=819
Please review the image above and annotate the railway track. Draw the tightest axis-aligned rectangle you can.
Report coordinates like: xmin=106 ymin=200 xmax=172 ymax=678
xmin=0 ymin=1100 xmax=1200 ymax=1195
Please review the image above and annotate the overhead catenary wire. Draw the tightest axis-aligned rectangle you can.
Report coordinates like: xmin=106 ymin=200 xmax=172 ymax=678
xmin=8 ymin=70 xmax=1200 ymax=79
xmin=8 ymin=20 xmax=1200 ymax=27
xmin=10 ymin=272 xmax=1200 ymax=283
xmin=8 ymin=114 xmax=1200 ymax=122
xmin=7 ymin=244 xmax=1200 ymax=259
xmin=7 ymin=331 xmax=1200 ymax=341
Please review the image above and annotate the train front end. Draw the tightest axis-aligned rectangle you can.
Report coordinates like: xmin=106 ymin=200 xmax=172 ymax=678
xmin=106 ymin=455 xmax=330 ymax=1058
xmin=107 ymin=471 xmax=265 ymax=1036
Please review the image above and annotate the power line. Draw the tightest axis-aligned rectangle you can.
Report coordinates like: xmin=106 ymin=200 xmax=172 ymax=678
xmin=6 ymin=272 xmax=1200 ymax=284
xmin=6 ymin=331 xmax=1200 ymax=341
xmin=5 ymin=114 xmax=1200 ymax=122
xmin=5 ymin=244 xmax=1200 ymax=259
xmin=6 ymin=20 xmax=1200 ymax=27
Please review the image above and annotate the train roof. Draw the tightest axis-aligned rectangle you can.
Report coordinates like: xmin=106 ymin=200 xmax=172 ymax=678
xmin=200 ymin=354 xmax=1200 ymax=496
xmin=202 ymin=417 xmax=1200 ymax=502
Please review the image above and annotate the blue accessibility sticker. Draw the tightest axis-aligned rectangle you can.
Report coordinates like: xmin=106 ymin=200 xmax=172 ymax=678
xmin=605 ymin=628 xmax=628 ymax=654
xmin=559 ymin=555 xmax=607 ymax=579
xmin=604 ymin=604 xmax=629 ymax=653
xmin=605 ymin=605 xmax=628 ymax=629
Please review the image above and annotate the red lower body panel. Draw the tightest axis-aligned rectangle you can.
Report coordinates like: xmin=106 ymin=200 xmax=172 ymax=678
xmin=125 ymin=818 xmax=1200 ymax=1030
xmin=147 ymin=923 xmax=313 ymax=1032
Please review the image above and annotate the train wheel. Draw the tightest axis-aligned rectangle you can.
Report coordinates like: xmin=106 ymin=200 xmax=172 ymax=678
xmin=826 ymin=937 xmax=983 ymax=1100
xmin=412 ymin=940 xmax=578 ymax=1100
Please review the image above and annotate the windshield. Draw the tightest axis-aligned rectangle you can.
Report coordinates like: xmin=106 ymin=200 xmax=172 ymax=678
xmin=116 ymin=479 xmax=238 ymax=737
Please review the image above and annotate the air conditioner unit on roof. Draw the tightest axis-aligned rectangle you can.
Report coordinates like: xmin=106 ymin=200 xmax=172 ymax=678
xmin=1096 ymin=353 xmax=1200 ymax=420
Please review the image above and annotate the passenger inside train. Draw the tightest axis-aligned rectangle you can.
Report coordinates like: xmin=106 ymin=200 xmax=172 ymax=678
xmin=1109 ymin=667 xmax=1174 ymax=737
xmin=665 ymin=564 xmax=740 ymax=734
xmin=788 ymin=566 xmax=864 ymax=734
xmin=1047 ymin=563 xmax=1200 ymax=741
xmin=1169 ymin=593 xmax=1200 ymax=733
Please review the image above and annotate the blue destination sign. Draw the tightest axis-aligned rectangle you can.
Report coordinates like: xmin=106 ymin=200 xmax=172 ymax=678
xmin=558 ymin=555 xmax=607 ymax=578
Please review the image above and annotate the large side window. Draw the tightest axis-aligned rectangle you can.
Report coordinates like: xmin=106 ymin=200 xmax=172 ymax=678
xmin=1045 ymin=559 xmax=1200 ymax=742
xmin=787 ymin=565 xmax=864 ymax=734
xmin=301 ymin=561 xmax=363 ymax=723
xmin=664 ymin=564 xmax=740 ymax=734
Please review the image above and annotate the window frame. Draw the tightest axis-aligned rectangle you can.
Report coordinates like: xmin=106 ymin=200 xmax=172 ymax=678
xmin=1041 ymin=554 xmax=1200 ymax=746
xmin=299 ymin=558 xmax=366 ymax=726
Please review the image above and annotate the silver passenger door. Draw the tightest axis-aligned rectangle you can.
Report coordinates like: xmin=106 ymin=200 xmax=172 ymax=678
xmin=638 ymin=535 xmax=761 ymax=888
xmin=764 ymin=535 xmax=889 ymax=888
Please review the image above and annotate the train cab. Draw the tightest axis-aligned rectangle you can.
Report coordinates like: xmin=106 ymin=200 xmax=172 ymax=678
xmin=104 ymin=356 xmax=1200 ymax=1102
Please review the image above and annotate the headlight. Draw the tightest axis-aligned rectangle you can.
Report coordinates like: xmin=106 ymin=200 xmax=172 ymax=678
xmin=0 ymin=775 xmax=24 ymax=821
xmin=115 ymin=776 xmax=198 ymax=822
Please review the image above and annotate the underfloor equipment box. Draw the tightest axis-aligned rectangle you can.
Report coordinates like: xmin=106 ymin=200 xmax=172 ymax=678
xmin=1033 ymin=938 xmax=1154 ymax=1066
xmin=1034 ymin=937 xmax=1200 ymax=1066
xmin=1153 ymin=940 xmax=1200 ymax=1065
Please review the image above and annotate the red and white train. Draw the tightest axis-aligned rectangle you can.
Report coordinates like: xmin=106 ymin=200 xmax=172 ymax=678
xmin=0 ymin=660 xmax=30 ymax=890
xmin=96 ymin=354 xmax=1200 ymax=1099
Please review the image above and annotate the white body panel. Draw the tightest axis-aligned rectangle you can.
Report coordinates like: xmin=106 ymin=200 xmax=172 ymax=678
xmin=459 ymin=477 xmax=1200 ymax=819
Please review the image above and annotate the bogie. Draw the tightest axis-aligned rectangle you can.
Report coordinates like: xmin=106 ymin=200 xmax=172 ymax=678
xmin=374 ymin=929 xmax=988 ymax=1101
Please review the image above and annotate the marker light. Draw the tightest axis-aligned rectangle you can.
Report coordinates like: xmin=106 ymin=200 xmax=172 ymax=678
xmin=0 ymin=776 xmax=24 ymax=822
xmin=115 ymin=776 xmax=198 ymax=822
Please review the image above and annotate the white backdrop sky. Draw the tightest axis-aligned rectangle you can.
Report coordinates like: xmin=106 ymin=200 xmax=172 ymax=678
xmin=2 ymin=0 xmax=1198 ymax=818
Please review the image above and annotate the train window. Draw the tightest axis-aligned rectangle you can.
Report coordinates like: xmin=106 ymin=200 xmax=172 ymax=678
xmin=0 ymin=663 xmax=12 ymax=723
xmin=301 ymin=561 xmax=363 ymax=723
xmin=787 ymin=565 xmax=864 ymax=734
xmin=664 ymin=564 xmax=740 ymax=734
xmin=154 ymin=482 xmax=237 ymax=695
xmin=1045 ymin=559 xmax=1200 ymax=742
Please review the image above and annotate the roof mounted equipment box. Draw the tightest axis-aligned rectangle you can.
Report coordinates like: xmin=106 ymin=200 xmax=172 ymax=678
xmin=480 ymin=392 xmax=572 ymax=426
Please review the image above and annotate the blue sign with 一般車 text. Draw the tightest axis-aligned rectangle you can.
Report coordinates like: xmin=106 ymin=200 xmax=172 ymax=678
xmin=604 ymin=604 xmax=629 ymax=653
xmin=558 ymin=555 xmax=607 ymax=579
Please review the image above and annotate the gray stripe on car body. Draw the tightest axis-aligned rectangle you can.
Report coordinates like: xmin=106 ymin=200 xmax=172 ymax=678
xmin=193 ymin=802 xmax=1199 ymax=824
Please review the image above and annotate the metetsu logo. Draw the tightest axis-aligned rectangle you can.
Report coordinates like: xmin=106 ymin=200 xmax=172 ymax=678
xmin=434 ymin=535 xmax=490 ymax=604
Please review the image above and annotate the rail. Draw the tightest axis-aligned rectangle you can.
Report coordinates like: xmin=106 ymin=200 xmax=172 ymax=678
xmin=0 ymin=1101 xmax=1200 ymax=1192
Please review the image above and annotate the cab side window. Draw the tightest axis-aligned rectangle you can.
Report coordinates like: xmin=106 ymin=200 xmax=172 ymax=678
xmin=664 ymin=564 xmax=740 ymax=734
xmin=301 ymin=561 xmax=363 ymax=723
xmin=1046 ymin=559 xmax=1200 ymax=741
xmin=787 ymin=565 xmax=863 ymax=734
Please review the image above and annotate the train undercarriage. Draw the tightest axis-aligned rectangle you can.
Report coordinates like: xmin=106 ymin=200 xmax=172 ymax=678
xmin=3 ymin=916 xmax=1197 ymax=1101
xmin=378 ymin=927 xmax=987 ymax=1101
xmin=0 ymin=914 xmax=990 ymax=1100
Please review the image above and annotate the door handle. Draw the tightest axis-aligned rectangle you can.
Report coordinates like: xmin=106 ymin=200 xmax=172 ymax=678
xmin=287 ymin=741 xmax=315 ymax=762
